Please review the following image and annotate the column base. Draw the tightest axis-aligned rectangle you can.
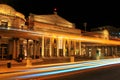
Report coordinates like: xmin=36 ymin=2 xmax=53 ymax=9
xmin=26 ymin=58 xmax=32 ymax=67
xmin=70 ymin=56 xmax=74 ymax=62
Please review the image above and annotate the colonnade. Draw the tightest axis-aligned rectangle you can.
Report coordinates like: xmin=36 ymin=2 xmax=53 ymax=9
xmin=21 ymin=36 xmax=82 ymax=59
xmin=81 ymin=44 xmax=118 ymax=58
xmin=0 ymin=36 xmax=119 ymax=60
xmin=1 ymin=36 xmax=82 ymax=59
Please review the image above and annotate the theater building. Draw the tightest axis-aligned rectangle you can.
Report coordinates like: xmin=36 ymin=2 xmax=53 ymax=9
xmin=0 ymin=4 xmax=120 ymax=61
xmin=27 ymin=12 xmax=82 ymax=58
xmin=0 ymin=4 xmax=82 ymax=60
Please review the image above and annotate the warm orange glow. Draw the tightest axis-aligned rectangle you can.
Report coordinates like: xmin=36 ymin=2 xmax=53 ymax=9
xmin=1 ymin=28 xmax=119 ymax=46
xmin=48 ymin=33 xmax=120 ymax=45
xmin=41 ymin=32 xmax=120 ymax=45
xmin=79 ymin=36 xmax=120 ymax=45
xmin=0 ymin=4 xmax=25 ymax=20
xmin=16 ymin=12 xmax=25 ymax=20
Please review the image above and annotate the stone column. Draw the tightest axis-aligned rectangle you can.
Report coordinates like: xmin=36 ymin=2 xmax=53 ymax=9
xmin=63 ymin=39 xmax=66 ymax=57
xmin=26 ymin=39 xmax=32 ymax=67
xmin=101 ymin=46 xmax=104 ymax=55
xmin=71 ymin=40 xmax=74 ymax=56
xmin=115 ymin=46 xmax=117 ymax=56
xmin=37 ymin=39 xmax=41 ymax=58
xmin=33 ymin=40 xmax=37 ymax=59
xmin=13 ymin=38 xmax=17 ymax=59
xmin=27 ymin=39 xmax=29 ymax=58
xmin=103 ymin=46 xmax=105 ymax=56
xmin=68 ymin=39 xmax=71 ymax=56
xmin=57 ymin=38 xmax=59 ymax=57
xmin=42 ymin=36 xmax=44 ymax=57
xmin=74 ymin=41 xmax=76 ymax=55
xmin=105 ymin=46 xmax=107 ymax=56
xmin=30 ymin=40 xmax=33 ymax=58
xmin=49 ymin=38 xmax=52 ymax=57
xmin=8 ymin=39 xmax=12 ymax=56
xmin=107 ymin=47 xmax=110 ymax=56
xmin=111 ymin=46 xmax=114 ymax=56
xmin=16 ymin=39 xmax=20 ymax=58
xmin=79 ymin=41 xmax=81 ymax=56
xmin=70 ymin=40 xmax=75 ymax=62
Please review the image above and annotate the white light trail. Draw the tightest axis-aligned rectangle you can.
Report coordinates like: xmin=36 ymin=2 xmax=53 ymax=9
xmin=8 ymin=58 xmax=120 ymax=79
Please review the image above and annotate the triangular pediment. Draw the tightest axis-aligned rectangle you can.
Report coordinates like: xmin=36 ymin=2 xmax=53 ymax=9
xmin=31 ymin=13 xmax=74 ymax=28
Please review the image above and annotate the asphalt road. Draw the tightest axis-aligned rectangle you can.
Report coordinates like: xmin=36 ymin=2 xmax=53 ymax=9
xmin=46 ymin=63 xmax=120 ymax=80
xmin=1 ymin=58 xmax=120 ymax=80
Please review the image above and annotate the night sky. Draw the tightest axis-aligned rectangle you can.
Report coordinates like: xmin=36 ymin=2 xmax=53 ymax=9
xmin=0 ymin=0 xmax=120 ymax=31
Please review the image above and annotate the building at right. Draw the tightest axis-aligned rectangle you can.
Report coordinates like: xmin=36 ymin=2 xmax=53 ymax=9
xmin=81 ymin=25 xmax=120 ymax=59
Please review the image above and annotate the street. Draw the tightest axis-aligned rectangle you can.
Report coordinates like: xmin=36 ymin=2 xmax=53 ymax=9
xmin=1 ymin=58 xmax=120 ymax=80
xmin=47 ymin=63 xmax=120 ymax=80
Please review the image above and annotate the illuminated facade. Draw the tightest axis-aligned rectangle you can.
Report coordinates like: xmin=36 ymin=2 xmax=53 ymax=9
xmin=0 ymin=4 xmax=27 ymax=60
xmin=83 ymin=26 xmax=120 ymax=58
xmin=0 ymin=4 xmax=82 ymax=60
xmin=26 ymin=13 xmax=82 ymax=58
xmin=0 ymin=4 xmax=120 ymax=60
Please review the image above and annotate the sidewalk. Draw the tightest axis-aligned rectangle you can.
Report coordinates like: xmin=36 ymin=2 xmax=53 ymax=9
xmin=0 ymin=57 xmax=71 ymax=73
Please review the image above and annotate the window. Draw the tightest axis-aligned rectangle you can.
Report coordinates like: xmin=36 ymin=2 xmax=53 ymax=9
xmin=1 ymin=21 xmax=8 ymax=27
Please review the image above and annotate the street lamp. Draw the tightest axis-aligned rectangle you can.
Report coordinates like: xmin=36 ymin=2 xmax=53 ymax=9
xmin=83 ymin=22 xmax=87 ymax=32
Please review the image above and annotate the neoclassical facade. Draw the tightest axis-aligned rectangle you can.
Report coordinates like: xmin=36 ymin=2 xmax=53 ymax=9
xmin=25 ymin=13 xmax=82 ymax=58
xmin=0 ymin=4 xmax=120 ymax=60
xmin=0 ymin=4 xmax=82 ymax=60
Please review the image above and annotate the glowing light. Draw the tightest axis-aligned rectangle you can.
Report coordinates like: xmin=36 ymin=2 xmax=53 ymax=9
xmin=7 ymin=58 xmax=120 ymax=79
xmin=0 ymin=27 xmax=120 ymax=45
xmin=0 ymin=4 xmax=25 ymax=20
xmin=54 ymin=8 xmax=57 ymax=11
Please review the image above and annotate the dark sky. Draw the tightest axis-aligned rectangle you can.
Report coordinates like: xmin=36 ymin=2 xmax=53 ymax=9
xmin=1 ymin=0 xmax=120 ymax=31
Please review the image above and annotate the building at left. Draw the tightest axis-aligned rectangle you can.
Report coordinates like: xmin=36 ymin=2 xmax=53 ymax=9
xmin=0 ymin=4 xmax=26 ymax=60
xmin=0 ymin=4 xmax=82 ymax=60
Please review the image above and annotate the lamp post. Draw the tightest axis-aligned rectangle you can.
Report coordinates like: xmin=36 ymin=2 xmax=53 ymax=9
xmin=83 ymin=22 xmax=87 ymax=32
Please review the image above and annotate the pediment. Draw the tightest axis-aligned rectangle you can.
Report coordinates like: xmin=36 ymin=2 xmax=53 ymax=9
xmin=31 ymin=13 xmax=74 ymax=28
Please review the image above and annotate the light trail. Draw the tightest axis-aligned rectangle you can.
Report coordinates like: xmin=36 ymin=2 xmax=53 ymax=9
xmin=0 ymin=27 xmax=120 ymax=45
xmin=5 ymin=58 xmax=120 ymax=80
